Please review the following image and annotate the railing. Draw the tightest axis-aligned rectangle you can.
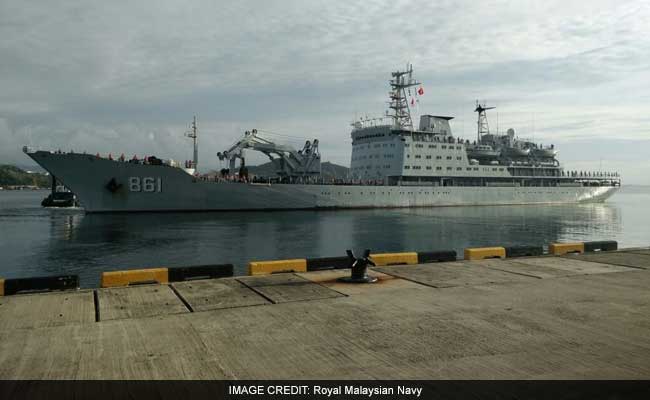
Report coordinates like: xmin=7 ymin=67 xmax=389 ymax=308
xmin=193 ymin=176 xmax=620 ymax=188
xmin=565 ymin=170 xmax=620 ymax=178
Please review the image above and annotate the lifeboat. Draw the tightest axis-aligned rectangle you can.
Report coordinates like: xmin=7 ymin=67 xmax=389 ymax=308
xmin=532 ymin=147 xmax=558 ymax=158
xmin=466 ymin=144 xmax=500 ymax=159
xmin=504 ymin=146 xmax=531 ymax=157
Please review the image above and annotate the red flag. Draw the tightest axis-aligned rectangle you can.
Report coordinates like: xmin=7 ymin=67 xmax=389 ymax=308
xmin=418 ymin=87 xmax=424 ymax=95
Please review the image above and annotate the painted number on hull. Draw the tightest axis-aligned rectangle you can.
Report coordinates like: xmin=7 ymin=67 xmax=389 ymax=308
xmin=129 ymin=177 xmax=162 ymax=192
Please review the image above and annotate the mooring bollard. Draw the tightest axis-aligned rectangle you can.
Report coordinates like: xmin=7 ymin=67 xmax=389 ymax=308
xmin=338 ymin=249 xmax=378 ymax=283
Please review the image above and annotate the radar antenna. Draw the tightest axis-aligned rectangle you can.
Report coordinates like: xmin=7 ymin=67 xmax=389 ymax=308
xmin=387 ymin=64 xmax=421 ymax=130
xmin=474 ymin=101 xmax=495 ymax=142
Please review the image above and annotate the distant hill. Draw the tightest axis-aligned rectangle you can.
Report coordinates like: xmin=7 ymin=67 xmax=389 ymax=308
xmin=246 ymin=161 xmax=349 ymax=179
xmin=14 ymin=164 xmax=46 ymax=173
xmin=209 ymin=161 xmax=350 ymax=179
xmin=0 ymin=165 xmax=50 ymax=187
xmin=319 ymin=162 xmax=350 ymax=179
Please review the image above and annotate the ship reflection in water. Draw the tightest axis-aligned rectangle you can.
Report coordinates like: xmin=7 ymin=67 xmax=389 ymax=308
xmin=1 ymin=189 xmax=646 ymax=288
xmin=58 ymin=202 xmax=623 ymax=286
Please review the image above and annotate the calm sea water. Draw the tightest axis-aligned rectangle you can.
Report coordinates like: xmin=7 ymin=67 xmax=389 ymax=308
xmin=0 ymin=187 xmax=648 ymax=287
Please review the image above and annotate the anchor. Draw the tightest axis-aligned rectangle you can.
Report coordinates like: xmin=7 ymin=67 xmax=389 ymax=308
xmin=338 ymin=249 xmax=378 ymax=283
xmin=105 ymin=178 xmax=122 ymax=193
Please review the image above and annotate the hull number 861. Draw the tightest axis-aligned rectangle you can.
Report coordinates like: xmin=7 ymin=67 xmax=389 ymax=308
xmin=129 ymin=177 xmax=162 ymax=192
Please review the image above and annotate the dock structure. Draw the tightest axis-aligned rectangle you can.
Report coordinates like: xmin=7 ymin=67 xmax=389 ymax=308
xmin=1 ymin=248 xmax=649 ymax=379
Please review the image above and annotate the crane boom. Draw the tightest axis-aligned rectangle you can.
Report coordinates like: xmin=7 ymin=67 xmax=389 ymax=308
xmin=217 ymin=129 xmax=321 ymax=178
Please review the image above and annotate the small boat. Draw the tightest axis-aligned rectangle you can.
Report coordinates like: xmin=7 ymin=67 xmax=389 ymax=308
xmin=41 ymin=191 xmax=78 ymax=208
xmin=504 ymin=146 xmax=531 ymax=157
xmin=466 ymin=144 xmax=500 ymax=159
xmin=532 ymin=147 xmax=558 ymax=158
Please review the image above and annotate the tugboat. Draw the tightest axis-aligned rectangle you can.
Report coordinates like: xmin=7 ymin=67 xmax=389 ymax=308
xmin=41 ymin=177 xmax=78 ymax=208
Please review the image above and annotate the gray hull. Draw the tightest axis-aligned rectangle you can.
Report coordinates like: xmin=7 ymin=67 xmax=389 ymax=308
xmin=28 ymin=151 xmax=619 ymax=213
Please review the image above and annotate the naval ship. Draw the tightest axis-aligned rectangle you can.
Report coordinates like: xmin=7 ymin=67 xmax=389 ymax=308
xmin=23 ymin=66 xmax=620 ymax=213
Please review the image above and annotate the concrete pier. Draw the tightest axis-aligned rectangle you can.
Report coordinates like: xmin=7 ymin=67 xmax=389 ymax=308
xmin=0 ymin=248 xmax=649 ymax=379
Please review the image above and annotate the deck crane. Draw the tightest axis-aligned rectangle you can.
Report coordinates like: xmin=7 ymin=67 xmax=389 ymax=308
xmin=217 ymin=129 xmax=321 ymax=179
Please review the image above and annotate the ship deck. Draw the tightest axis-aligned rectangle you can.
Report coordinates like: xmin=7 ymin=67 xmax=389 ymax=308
xmin=1 ymin=249 xmax=649 ymax=379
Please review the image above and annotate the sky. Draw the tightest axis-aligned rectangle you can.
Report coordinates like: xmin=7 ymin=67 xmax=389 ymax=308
xmin=1 ymin=0 xmax=649 ymax=183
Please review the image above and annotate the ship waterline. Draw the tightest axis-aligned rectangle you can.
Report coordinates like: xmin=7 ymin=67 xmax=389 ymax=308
xmin=26 ymin=151 xmax=618 ymax=213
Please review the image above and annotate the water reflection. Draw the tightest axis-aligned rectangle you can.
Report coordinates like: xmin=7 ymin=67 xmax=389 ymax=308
xmin=65 ymin=202 xmax=621 ymax=286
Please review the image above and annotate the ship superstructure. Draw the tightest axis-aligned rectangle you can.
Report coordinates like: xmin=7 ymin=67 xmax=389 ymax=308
xmin=23 ymin=66 xmax=620 ymax=213
xmin=348 ymin=67 xmax=614 ymax=189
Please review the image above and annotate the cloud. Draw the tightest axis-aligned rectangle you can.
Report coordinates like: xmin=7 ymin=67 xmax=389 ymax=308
xmin=0 ymin=0 xmax=649 ymax=182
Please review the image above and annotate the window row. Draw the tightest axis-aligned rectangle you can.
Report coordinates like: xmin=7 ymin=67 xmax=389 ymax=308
xmin=407 ymin=155 xmax=463 ymax=160
xmin=404 ymin=144 xmax=463 ymax=150
xmin=353 ymin=143 xmax=396 ymax=149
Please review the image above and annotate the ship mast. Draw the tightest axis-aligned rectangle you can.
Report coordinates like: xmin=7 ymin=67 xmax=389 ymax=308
xmin=474 ymin=101 xmax=495 ymax=143
xmin=185 ymin=116 xmax=198 ymax=169
xmin=388 ymin=64 xmax=420 ymax=130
